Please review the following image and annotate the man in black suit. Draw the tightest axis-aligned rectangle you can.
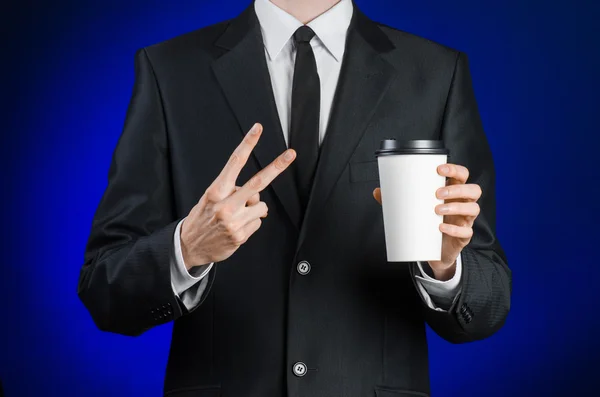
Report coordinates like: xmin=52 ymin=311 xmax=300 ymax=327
xmin=78 ymin=0 xmax=511 ymax=396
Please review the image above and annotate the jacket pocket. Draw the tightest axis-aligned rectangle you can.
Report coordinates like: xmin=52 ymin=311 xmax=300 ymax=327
xmin=375 ymin=386 xmax=429 ymax=397
xmin=164 ymin=385 xmax=220 ymax=397
xmin=349 ymin=160 xmax=380 ymax=183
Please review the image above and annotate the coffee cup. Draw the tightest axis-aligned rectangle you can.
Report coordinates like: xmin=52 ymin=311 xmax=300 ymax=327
xmin=375 ymin=139 xmax=450 ymax=262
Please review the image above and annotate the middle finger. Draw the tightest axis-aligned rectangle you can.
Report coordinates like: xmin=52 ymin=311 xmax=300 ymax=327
xmin=234 ymin=186 xmax=260 ymax=206
xmin=435 ymin=202 xmax=480 ymax=217
xmin=436 ymin=183 xmax=482 ymax=201
xmin=228 ymin=148 xmax=296 ymax=206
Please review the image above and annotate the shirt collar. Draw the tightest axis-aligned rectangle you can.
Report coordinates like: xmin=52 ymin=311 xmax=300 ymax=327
xmin=254 ymin=0 xmax=353 ymax=62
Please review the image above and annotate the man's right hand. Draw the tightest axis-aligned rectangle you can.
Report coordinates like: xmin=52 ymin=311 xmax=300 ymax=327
xmin=180 ymin=123 xmax=296 ymax=270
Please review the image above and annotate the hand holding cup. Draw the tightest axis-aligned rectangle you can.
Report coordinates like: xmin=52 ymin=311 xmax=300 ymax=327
xmin=373 ymin=162 xmax=482 ymax=281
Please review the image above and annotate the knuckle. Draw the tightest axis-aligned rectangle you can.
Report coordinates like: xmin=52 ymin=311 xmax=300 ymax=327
xmin=215 ymin=206 xmax=233 ymax=222
xmin=448 ymin=164 xmax=456 ymax=176
xmin=205 ymin=187 xmax=221 ymax=203
xmin=247 ymin=220 xmax=262 ymax=240
xmin=451 ymin=185 xmax=461 ymax=198
xmin=463 ymin=166 xmax=470 ymax=181
xmin=476 ymin=185 xmax=483 ymax=198
xmin=232 ymin=231 xmax=246 ymax=245
xmin=259 ymin=201 xmax=268 ymax=213
xmin=248 ymin=192 xmax=260 ymax=204
xmin=224 ymin=220 xmax=238 ymax=234
xmin=228 ymin=152 xmax=240 ymax=168
xmin=473 ymin=203 xmax=481 ymax=216
xmin=274 ymin=156 xmax=287 ymax=171
xmin=249 ymin=174 xmax=263 ymax=189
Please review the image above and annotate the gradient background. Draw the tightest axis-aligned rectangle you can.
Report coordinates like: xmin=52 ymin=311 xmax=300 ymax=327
xmin=1 ymin=0 xmax=598 ymax=396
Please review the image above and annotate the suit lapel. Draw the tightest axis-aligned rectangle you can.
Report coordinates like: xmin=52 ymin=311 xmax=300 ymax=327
xmin=212 ymin=4 xmax=303 ymax=230
xmin=296 ymin=7 xmax=397 ymax=252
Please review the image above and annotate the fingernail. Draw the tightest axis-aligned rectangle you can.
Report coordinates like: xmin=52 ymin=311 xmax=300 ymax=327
xmin=438 ymin=188 xmax=448 ymax=198
xmin=284 ymin=150 xmax=294 ymax=160
xmin=250 ymin=123 xmax=259 ymax=134
xmin=438 ymin=205 xmax=449 ymax=214
xmin=440 ymin=165 xmax=449 ymax=174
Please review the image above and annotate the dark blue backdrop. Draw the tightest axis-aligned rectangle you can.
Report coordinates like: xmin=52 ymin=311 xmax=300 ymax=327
xmin=1 ymin=0 xmax=599 ymax=396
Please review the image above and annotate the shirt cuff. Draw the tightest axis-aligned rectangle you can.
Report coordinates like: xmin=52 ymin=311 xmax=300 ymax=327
xmin=414 ymin=252 xmax=463 ymax=312
xmin=178 ymin=275 xmax=211 ymax=310
xmin=170 ymin=218 xmax=214 ymax=298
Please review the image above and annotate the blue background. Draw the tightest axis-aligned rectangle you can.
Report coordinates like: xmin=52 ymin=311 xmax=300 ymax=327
xmin=1 ymin=0 xmax=598 ymax=396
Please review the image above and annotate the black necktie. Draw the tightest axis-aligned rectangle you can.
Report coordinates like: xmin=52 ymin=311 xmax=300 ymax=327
xmin=289 ymin=26 xmax=320 ymax=219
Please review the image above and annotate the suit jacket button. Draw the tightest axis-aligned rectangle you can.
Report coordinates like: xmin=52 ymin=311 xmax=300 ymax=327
xmin=297 ymin=261 xmax=311 ymax=276
xmin=293 ymin=362 xmax=307 ymax=377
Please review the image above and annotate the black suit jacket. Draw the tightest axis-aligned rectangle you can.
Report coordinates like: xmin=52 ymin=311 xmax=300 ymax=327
xmin=78 ymin=2 xmax=511 ymax=397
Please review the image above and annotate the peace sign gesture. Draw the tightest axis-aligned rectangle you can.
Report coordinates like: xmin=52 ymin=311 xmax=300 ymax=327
xmin=180 ymin=123 xmax=296 ymax=269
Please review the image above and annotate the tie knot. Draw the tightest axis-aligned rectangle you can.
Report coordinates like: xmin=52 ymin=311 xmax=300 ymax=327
xmin=293 ymin=26 xmax=316 ymax=44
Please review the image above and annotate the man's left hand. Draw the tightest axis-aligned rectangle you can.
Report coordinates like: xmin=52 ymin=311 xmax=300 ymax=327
xmin=373 ymin=163 xmax=482 ymax=281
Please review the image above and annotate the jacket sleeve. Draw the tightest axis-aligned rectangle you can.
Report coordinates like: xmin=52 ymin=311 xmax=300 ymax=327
xmin=410 ymin=51 xmax=512 ymax=343
xmin=77 ymin=48 xmax=215 ymax=336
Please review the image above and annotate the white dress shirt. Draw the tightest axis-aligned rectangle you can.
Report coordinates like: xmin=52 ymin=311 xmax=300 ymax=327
xmin=170 ymin=0 xmax=463 ymax=311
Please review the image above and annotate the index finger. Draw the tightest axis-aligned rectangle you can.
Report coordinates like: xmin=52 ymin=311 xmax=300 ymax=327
xmin=228 ymin=148 xmax=296 ymax=205
xmin=215 ymin=123 xmax=263 ymax=185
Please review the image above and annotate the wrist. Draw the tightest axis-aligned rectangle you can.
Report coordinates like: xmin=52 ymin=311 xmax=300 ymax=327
xmin=181 ymin=241 xmax=209 ymax=272
xmin=180 ymin=225 xmax=208 ymax=271
xmin=430 ymin=260 xmax=457 ymax=281
xmin=181 ymin=242 xmax=195 ymax=272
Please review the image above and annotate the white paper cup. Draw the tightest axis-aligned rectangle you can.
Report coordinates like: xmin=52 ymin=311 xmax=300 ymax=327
xmin=376 ymin=139 xmax=449 ymax=262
